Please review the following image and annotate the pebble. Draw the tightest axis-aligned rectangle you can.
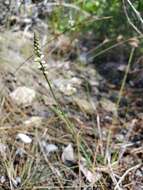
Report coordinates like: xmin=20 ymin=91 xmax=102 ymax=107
xmin=10 ymin=86 xmax=36 ymax=106
xmin=16 ymin=133 xmax=32 ymax=144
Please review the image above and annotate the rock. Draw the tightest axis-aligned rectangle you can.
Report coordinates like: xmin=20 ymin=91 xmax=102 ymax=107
xmin=98 ymin=62 xmax=125 ymax=85
xmin=70 ymin=77 xmax=82 ymax=85
xmin=100 ymin=98 xmax=117 ymax=116
xmin=53 ymin=77 xmax=82 ymax=96
xmin=79 ymin=52 xmax=88 ymax=64
xmin=16 ymin=133 xmax=32 ymax=144
xmin=41 ymin=141 xmax=58 ymax=156
xmin=10 ymin=86 xmax=36 ymax=106
xmin=15 ymin=148 xmax=26 ymax=157
xmin=73 ymin=97 xmax=96 ymax=114
xmin=62 ymin=83 xmax=77 ymax=96
xmin=24 ymin=116 xmax=42 ymax=127
xmin=55 ymin=35 xmax=71 ymax=54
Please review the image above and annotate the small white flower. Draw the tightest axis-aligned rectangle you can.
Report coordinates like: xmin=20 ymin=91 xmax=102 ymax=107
xmin=68 ymin=19 xmax=75 ymax=27
xmin=40 ymin=54 xmax=45 ymax=59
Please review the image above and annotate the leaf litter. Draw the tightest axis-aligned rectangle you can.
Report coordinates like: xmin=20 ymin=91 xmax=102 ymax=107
xmin=0 ymin=29 xmax=143 ymax=189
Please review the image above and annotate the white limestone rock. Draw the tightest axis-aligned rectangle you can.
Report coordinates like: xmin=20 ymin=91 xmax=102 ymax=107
xmin=10 ymin=86 xmax=36 ymax=106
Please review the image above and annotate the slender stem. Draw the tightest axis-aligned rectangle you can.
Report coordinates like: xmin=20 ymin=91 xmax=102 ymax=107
xmin=116 ymin=47 xmax=135 ymax=109
xmin=105 ymin=47 xmax=135 ymax=164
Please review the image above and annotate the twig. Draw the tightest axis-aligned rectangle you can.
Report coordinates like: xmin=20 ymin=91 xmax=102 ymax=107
xmin=122 ymin=0 xmax=143 ymax=35
xmin=114 ymin=164 xmax=141 ymax=190
xmin=106 ymin=151 xmax=122 ymax=190
xmin=126 ymin=0 xmax=143 ymax=25
xmin=96 ymin=114 xmax=104 ymax=156
xmin=39 ymin=2 xmax=91 ymax=17
xmin=117 ymin=119 xmax=137 ymax=162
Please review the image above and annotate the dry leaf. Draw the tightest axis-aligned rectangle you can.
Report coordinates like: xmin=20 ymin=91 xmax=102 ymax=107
xmin=128 ymin=37 xmax=139 ymax=48
xmin=79 ymin=157 xmax=102 ymax=184
xmin=117 ymin=35 xmax=124 ymax=42
xmin=61 ymin=143 xmax=76 ymax=166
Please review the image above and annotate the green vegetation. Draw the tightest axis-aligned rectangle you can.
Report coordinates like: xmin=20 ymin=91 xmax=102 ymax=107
xmin=47 ymin=0 xmax=143 ymax=64
xmin=49 ymin=0 xmax=143 ymax=38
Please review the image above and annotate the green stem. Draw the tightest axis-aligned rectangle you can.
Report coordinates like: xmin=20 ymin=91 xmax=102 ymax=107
xmin=105 ymin=47 xmax=135 ymax=164
xmin=116 ymin=47 xmax=135 ymax=110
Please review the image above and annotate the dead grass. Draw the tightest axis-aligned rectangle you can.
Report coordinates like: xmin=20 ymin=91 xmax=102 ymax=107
xmin=0 ymin=21 xmax=142 ymax=190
